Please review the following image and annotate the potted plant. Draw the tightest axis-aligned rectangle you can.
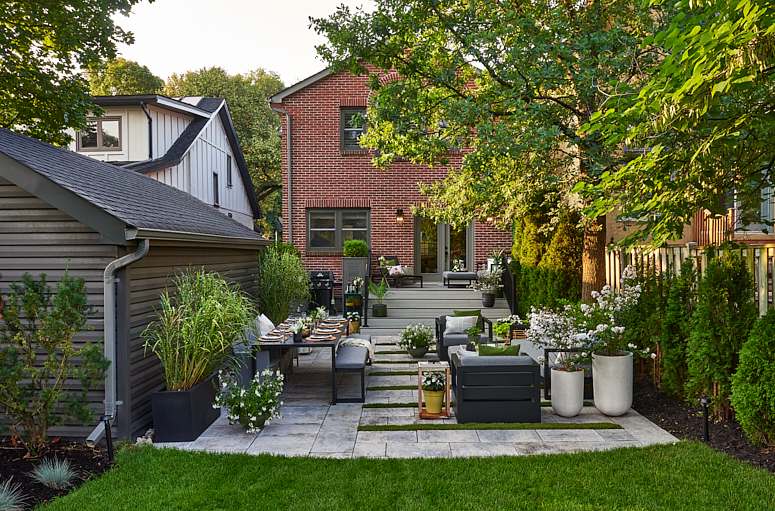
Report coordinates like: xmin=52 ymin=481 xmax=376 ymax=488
xmin=214 ymin=368 xmax=284 ymax=432
xmin=422 ymin=371 xmax=447 ymax=414
xmin=489 ymin=249 xmax=506 ymax=298
xmin=368 ymin=278 xmax=393 ymax=317
xmin=398 ymin=323 xmax=434 ymax=358
xmin=346 ymin=311 xmax=361 ymax=334
xmin=472 ymin=267 xmax=503 ymax=307
xmin=464 ymin=325 xmax=482 ymax=345
xmin=290 ymin=321 xmax=305 ymax=341
xmin=309 ymin=305 xmax=328 ymax=328
xmin=143 ymin=268 xmax=255 ymax=442
xmin=256 ymin=243 xmax=310 ymax=326
xmin=343 ymin=239 xmax=369 ymax=289
xmin=527 ymin=307 xmax=588 ymax=418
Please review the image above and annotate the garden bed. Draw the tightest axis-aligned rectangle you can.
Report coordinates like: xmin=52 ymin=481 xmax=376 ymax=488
xmin=633 ymin=376 xmax=775 ymax=474
xmin=0 ymin=438 xmax=111 ymax=509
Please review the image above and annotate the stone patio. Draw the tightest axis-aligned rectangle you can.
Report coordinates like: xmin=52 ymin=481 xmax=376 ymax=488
xmin=154 ymin=336 xmax=677 ymax=458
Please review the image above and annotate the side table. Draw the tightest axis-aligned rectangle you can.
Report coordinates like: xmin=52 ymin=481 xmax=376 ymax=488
xmin=418 ymin=361 xmax=451 ymax=419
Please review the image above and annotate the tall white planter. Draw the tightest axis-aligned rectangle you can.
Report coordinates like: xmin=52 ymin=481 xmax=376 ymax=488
xmin=550 ymin=368 xmax=584 ymax=418
xmin=592 ymin=351 xmax=633 ymax=416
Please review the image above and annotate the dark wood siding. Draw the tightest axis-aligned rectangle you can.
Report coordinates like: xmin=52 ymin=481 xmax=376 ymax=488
xmin=125 ymin=241 xmax=259 ymax=439
xmin=0 ymin=176 xmax=119 ymax=440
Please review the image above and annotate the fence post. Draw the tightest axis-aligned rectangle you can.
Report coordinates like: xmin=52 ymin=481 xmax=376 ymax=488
xmin=759 ymin=248 xmax=769 ymax=317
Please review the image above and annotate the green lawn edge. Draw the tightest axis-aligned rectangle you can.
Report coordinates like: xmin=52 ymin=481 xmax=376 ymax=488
xmin=357 ymin=423 xmax=622 ymax=431
xmin=362 ymin=401 xmax=594 ymax=408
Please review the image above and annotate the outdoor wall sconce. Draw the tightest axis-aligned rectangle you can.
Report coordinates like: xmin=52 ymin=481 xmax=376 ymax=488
xmin=396 ymin=209 xmax=404 ymax=223
xmin=699 ymin=396 xmax=711 ymax=442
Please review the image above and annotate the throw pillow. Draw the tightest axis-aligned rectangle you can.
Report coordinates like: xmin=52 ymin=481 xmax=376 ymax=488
xmin=454 ymin=309 xmax=482 ymax=330
xmin=388 ymin=265 xmax=405 ymax=276
xmin=444 ymin=315 xmax=478 ymax=335
xmin=258 ymin=314 xmax=275 ymax=335
xmin=479 ymin=344 xmax=521 ymax=356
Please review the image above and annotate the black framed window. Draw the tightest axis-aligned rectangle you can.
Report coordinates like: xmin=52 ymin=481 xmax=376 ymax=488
xmin=340 ymin=107 xmax=367 ymax=151
xmin=226 ymin=155 xmax=233 ymax=187
xmin=307 ymin=208 xmax=370 ymax=251
xmin=213 ymin=172 xmax=220 ymax=206
xmin=77 ymin=117 xmax=122 ymax=151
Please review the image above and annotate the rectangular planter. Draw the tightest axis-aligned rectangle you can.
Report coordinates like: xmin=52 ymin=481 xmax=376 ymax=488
xmin=152 ymin=372 xmax=220 ymax=442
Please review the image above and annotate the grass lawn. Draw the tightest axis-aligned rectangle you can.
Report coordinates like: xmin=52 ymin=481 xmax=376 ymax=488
xmin=39 ymin=441 xmax=774 ymax=511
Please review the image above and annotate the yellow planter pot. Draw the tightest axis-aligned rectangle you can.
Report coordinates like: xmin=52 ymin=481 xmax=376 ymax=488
xmin=349 ymin=320 xmax=360 ymax=334
xmin=424 ymin=390 xmax=445 ymax=414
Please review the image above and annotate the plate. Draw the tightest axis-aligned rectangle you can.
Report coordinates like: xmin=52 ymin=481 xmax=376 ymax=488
xmin=260 ymin=335 xmax=285 ymax=341
xmin=315 ymin=328 xmax=338 ymax=333
xmin=309 ymin=334 xmax=333 ymax=340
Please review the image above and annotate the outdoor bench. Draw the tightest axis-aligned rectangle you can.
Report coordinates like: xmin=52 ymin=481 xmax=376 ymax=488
xmin=333 ymin=334 xmax=371 ymax=404
xmin=442 ymin=271 xmax=478 ymax=288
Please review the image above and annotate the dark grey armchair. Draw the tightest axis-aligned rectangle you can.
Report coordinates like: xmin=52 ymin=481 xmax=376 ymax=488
xmin=435 ymin=314 xmax=493 ymax=361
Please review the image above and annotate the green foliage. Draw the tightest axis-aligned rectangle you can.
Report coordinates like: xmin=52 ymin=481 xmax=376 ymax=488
xmin=659 ymin=259 xmax=697 ymax=399
xmin=214 ymin=368 xmax=284 ymax=433
xmin=0 ymin=272 xmax=110 ymax=455
xmin=85 ymin=58 xmax=164 ymax=95
xmin=731 ymin=307 xmax=775 ymax=445
xmin=0 ymin=478 xmax=26 ymax=511
xmin=29 ymin=457 xmax=78 ymax=489
xmin=0 ymin=0 xmax=148 ymax=145
xmin=513 ymin=213 xmax=583 ymax=316
xmin=256 ymin=246 xmax=310 ymax=326
xmin=584 ymin=0 xmax=775 ymax=249
xmin=398 ymin=323 xmax=434 ymax=350
xmin=142 ymin=269 xmax=255 ymax=392
xmin=343 ymin=239 xmax=369 ymax=257
xmin=368 ymin=279 xmax=393 ymax=305
xmin=164 ymin=67 xmax=285 ymax=234
xmin=686 ymin=255 xmax=757 ymax=418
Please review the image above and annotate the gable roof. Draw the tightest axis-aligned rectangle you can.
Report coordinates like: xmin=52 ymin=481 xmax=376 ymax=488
xmin=92 ymin=95 xmax=262 ymax=220
xmin=0 ymin=128 xmax=268 ymax=247
xmin=268 ymin=67 xmax=333 ymax=104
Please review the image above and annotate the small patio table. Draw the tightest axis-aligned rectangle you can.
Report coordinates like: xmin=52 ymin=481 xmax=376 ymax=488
xmin=256 ymin=322 xmax=349 ymax=405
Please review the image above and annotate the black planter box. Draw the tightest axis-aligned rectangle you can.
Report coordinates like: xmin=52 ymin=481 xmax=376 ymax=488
xmin=152 ymin=372 xmax=220 ymax=442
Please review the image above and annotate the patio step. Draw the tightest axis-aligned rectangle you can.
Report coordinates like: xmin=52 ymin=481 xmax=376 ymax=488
xmin=361 ymin=286 xmax=512 ymax=336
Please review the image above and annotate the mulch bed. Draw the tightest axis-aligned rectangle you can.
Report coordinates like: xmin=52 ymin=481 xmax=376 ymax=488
xmin=633 ymin=376 xmax=775 ymax=474
xmin=0 ymin=437 xmax=112 ymax=509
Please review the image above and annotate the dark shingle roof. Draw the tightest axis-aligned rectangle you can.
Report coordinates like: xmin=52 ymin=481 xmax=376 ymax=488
xmin=124 ymin=116 xmax=209 ymax=174
xmin=196 ymin=97 xmax=225 ymax=113
xmin=0 ymin=128 xmax=264 ymax=241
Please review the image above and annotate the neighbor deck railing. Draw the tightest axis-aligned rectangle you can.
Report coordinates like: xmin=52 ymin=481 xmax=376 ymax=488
xmin=605 ymin=245 xmax=774 ymax=316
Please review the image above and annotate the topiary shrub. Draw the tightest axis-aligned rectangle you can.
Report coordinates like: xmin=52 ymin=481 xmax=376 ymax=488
xmin=658 ymin=259 xmax=696 ymax=398
xmin=731 ymin=308 xmax=775 ymax=445
xmin=686 ymin=254 xmax=757 ymax=418
xmin=343 ymin=239 xmax=369 ymax=257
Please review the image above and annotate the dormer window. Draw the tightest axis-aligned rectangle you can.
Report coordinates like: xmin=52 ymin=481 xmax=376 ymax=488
xmin=78 ymin=117 xmax=122 ymax=151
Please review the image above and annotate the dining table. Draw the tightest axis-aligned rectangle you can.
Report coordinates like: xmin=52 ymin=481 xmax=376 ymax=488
xmin=255 ymin=318 xmax=350 ymax=405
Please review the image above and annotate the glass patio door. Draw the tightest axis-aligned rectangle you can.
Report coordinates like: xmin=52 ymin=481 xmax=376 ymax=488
xmin=415 ymin=216 xmax=473 ymax=282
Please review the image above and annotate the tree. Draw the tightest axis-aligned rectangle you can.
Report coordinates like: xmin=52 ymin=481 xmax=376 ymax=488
xmin=581 ymin=0 xmax=775 ymax=248
xmin=86 ymin=58 xmax=164 ymax=96
xmin=164 ymin=67 xmax=285 ymax=234
xmin=311 ymin=0 xmax=669 ymax=300
xmin=0 ymin=0 xmax=150 ymax=146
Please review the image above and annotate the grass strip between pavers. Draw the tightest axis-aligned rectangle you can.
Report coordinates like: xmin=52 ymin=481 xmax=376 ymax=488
xmin=362 ymin=401 xmax=594 ymax=408
xmin=369 ymin=371 xmax=418 ymax=376
xmin=372 ymin=360 xmax=439 ymax=364
xmin=358 ymin=423 xmax=622 ymax=431
xmin=367 ymin=385 xmax=417 ymax=391
xmin=375 ymin=342 xmax=398 ymax=345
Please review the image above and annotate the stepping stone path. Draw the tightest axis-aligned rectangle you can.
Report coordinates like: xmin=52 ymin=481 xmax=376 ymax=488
xmin=155 ymin=335 xmax=677 ymax=458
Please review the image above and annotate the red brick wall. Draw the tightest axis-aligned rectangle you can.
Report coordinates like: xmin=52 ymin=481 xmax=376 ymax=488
xmin=271 ymin=69 xmax=512 ymax=280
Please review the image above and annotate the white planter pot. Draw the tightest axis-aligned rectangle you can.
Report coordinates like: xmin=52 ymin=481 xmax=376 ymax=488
xmin=550 ymin=368 xmax=584 ymax=418
xmin=592 ymin=352 xmax=633 ymax=416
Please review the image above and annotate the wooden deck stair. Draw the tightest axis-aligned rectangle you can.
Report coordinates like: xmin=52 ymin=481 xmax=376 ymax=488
xmin=360 ymin=285 xmax=511 ymax=336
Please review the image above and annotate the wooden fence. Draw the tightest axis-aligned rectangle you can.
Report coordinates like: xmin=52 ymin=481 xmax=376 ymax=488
xmin=605 ymin=245 xmax=774 ymax=316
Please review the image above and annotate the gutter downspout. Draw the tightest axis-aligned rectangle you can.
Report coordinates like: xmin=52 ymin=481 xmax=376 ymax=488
xmin=87 ymin=239 xmax=150 ymax=447
xmin=140 ymin=101 xmax=153 ymax=159
xmin=272 ymin=106 xmax=291 ymax=244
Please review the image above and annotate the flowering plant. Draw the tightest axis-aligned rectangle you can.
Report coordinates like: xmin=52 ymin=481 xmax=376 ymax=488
xmin=378 ymin=255 xmax=388 ymax=266
xmin=398 ymin=323 xmax=435 ymax=350
xmin=353 ymin=277 xmax=364 ymax=289
xmin=310 ymin=305 xmax=328 ymax=321
xmin=346 ymin=311 xmax=360 ymax=322
xmin=290 ymin=321 xmax=305 ymax=334
xmin=422 ymin=371 xmax=446 ymax=392
xmin=527 ymin=306 xmax=587 ymax=371
xmin=214 ymin=368 xmax=284 ymax=433
xmin=472 ymin=267 xmax=504 ymax=292
xmin=452 ymin=259 xmax=466 ymax=272
xmin=493 ymin=314 xmax=524 ymax=338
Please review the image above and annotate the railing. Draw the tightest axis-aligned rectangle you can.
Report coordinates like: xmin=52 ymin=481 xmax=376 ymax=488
xmin=606 ymin=244 xmax=774 ymax=316
xmin=694 ymin=209 xmax=734 ymax=247
xmin=502 ymin=256 xmax=518 ymax=315
xmin=362 ymin=249 xmax=371 ymax=327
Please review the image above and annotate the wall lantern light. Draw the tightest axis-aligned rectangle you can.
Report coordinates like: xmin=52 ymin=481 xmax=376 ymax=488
xmin=396 ymin=209 xmax=404 ymax=223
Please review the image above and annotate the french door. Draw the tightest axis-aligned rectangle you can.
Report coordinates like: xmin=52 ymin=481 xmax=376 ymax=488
xmin=414 ymin=216 xmax=474 ymax=282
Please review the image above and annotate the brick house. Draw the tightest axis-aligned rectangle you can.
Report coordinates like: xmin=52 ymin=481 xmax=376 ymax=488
xmin=268 ymin=68 xmax=512 ymax=283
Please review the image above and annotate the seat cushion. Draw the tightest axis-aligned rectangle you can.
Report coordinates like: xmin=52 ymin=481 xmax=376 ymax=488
xmin=459 ymin=355 xmax=535 ymax=366
xmin=336 ymin=346 xmax=368 ymax=369
xmin=441 ymin=333 xmax=471 ymax=346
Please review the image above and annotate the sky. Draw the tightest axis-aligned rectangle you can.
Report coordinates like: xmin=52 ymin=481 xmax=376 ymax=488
xmin=115 ymin=0 xmax=374 ymax=88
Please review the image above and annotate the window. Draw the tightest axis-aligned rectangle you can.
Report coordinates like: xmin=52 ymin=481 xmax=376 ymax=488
xmin=734 ymin=187 xmax=774 ymax=233
xmin=213 ymin=172 xmax=220 ymax=206
xmin=77 ymin=117 xmax=122 ymax=151
xmin=226 ymin=155 xmax=233 ymax=187
xmin=307 ymin=209 xmax=370 ymax=251
xmin=340 ymin=107 xmax=367 ymax=151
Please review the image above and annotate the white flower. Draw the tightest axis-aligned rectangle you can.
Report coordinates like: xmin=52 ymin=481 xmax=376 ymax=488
xmin=581 ymin=352 xmax=587 ymax=358
xmin=643 ymin=347 xmax=650 ymax=354
xmin=628 ymin=343 xmax=636 ymax=349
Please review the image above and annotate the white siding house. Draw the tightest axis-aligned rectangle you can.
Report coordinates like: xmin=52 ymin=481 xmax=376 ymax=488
xmin=69 ymin=95 xmax=260 ymax=229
